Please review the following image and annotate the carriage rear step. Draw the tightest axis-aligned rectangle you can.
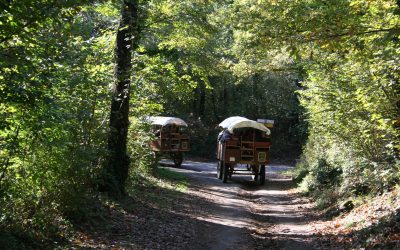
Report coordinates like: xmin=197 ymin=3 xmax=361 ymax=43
xmin=232 ymin=171 xmax=255 ymax=175
xmin=233 ymin=169 xmax=257 ymax=173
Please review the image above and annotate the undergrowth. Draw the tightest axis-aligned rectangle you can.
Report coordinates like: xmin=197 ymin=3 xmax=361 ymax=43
xmin=293 ymin=132 xmax=399 ymax=211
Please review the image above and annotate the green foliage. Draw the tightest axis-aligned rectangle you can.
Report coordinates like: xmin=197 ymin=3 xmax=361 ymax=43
xmin=0 ymin=1 xmax=117 ymax=246
xmin=3 ymin=0 xmax=398 ymax=245
xmin=128 ymin=117 xmax=160 ymax=175
xmin=295 ymin=0 xmax=400 ymax=201
xmin=139 ymin=0 xmax=305 ymax=157
xmin=295 ymin=130 xmax=399 ymax=206
xmin=226 ymin=0 xmax=400 ymax=206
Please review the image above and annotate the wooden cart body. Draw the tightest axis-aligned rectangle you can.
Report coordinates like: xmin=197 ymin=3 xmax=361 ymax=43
xmin=150 ymin=130 xmax=190 ymax=152
xmin=148 ymin=116 xmax=190 ymax=167
xmin=216 ymin=116 xmax=273 ymax=184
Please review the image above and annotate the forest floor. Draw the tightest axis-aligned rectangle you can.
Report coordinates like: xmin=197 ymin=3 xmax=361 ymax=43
xmin=71 ymin=160 xmax=400 ymax=249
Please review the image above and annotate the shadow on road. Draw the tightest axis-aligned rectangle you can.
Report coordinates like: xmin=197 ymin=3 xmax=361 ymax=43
xmin=72 ymin=159 xmax=339 ymax=249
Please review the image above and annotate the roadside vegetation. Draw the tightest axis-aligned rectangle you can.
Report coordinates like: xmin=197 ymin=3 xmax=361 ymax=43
xmin=0 ymin=0 xmax=398 ymax=248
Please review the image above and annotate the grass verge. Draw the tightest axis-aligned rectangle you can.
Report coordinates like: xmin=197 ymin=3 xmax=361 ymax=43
xmin=126 ymin=165 xmax=189 ymax=210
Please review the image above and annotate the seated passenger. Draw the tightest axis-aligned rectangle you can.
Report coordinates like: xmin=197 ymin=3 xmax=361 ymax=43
xmin=218 ymin=129 xmax=233 ymax=142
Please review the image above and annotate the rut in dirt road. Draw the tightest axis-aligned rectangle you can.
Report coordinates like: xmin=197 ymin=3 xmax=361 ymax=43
xmin=169 ymin=161 xmax=321 ymax=250
xmin=243 ymin=173 xmax=320 ymax=249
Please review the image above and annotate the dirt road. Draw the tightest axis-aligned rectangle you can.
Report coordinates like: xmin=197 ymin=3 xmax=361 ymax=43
xmin=75 ymin=160 xmax=321 ymax=249
xmin=164 ymin=160 xmax=320 ymax=250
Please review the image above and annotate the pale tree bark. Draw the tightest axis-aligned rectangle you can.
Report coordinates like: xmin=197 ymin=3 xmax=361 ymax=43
xmin=103 ymin=0 xmax=139 ymax=195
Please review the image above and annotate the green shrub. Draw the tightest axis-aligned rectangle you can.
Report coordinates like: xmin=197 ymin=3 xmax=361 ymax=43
xmin=297 ymin=130 xmax=399 ymax=209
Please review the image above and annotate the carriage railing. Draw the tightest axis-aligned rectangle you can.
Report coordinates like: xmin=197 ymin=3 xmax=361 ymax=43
xmin=222 ymin=134 xmax=270 ymax=163
xmin=150 ymin=132 xmax=190 ymax=152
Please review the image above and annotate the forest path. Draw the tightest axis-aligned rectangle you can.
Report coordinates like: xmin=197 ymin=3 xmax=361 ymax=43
xmin=73 ymin=160 xmax=322 ymax=249
xmin=165 ymin=160 xmax=320 ymax=249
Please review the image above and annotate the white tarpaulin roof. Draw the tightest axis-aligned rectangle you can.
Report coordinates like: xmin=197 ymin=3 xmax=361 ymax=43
xmin=148 ymin=116 xmax=188 ymax=127
xmin=218 ymin=116 xmax=248 ymax=128
xmin=219 ymin=116 xmax=271 ymax=134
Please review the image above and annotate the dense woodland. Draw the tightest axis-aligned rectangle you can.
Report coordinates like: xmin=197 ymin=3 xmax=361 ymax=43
xmin=0 ymin=0 xmax=399 ymax=248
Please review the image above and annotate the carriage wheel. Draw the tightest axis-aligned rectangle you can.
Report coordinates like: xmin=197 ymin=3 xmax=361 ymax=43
xmin=251 ymin=165 xmax=259 ymax=181
xmin=229 ymin=165 xmax=234 ymax=179
xmin=258 ymin=165 xmax=266 ymax=185
xmin=171 ymin=152 xmax=183 ymax=167
xmin=217 ymin=160 xmax=223 ymax=179
xmin=222 ymin=163 xmax=229 ymax=183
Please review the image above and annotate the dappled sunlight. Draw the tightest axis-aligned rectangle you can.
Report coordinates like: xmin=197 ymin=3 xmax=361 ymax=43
xmin=194 ymin=214 xmax=253 ymax=229
xmin=73 ymin=158 xmax=398 ymax=249
xmin=159 ymin=160 xmax=322 ymax=248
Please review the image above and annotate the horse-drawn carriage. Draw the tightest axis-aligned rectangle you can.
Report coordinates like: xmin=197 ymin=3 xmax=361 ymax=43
xmin=148 ymin=116 xmax=190 ymax=167
xmin=216 ymin=116 xmax=273 ymax=184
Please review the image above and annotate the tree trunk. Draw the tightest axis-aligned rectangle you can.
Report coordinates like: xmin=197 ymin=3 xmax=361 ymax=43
xmin=103 ymin=0 xmax=139 ymax=195
xmin=251 ymin=73 xmax=259 ymax=119
xmin=222 ymin=77 xmax=228 ymax=116
xmin=198 ymin=80 xmax=206 ymax=119
xmin=211 ymin=88 xmax=220 ymax=121
xmin=192 ymin=78 xmax=206 ymax=120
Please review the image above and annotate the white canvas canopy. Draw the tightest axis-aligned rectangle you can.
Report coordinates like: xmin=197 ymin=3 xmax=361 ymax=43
xmin=219 ymin=116 xmax=271 ymax=135
xmin=148 ymin=116 xmax=188 ymax=127
xmin=218 ymin=116 xmax=248 ymax=128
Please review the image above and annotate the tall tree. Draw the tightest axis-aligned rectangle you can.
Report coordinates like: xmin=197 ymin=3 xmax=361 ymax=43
xmin=104 ymin=0 xmax=139 ymax=195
